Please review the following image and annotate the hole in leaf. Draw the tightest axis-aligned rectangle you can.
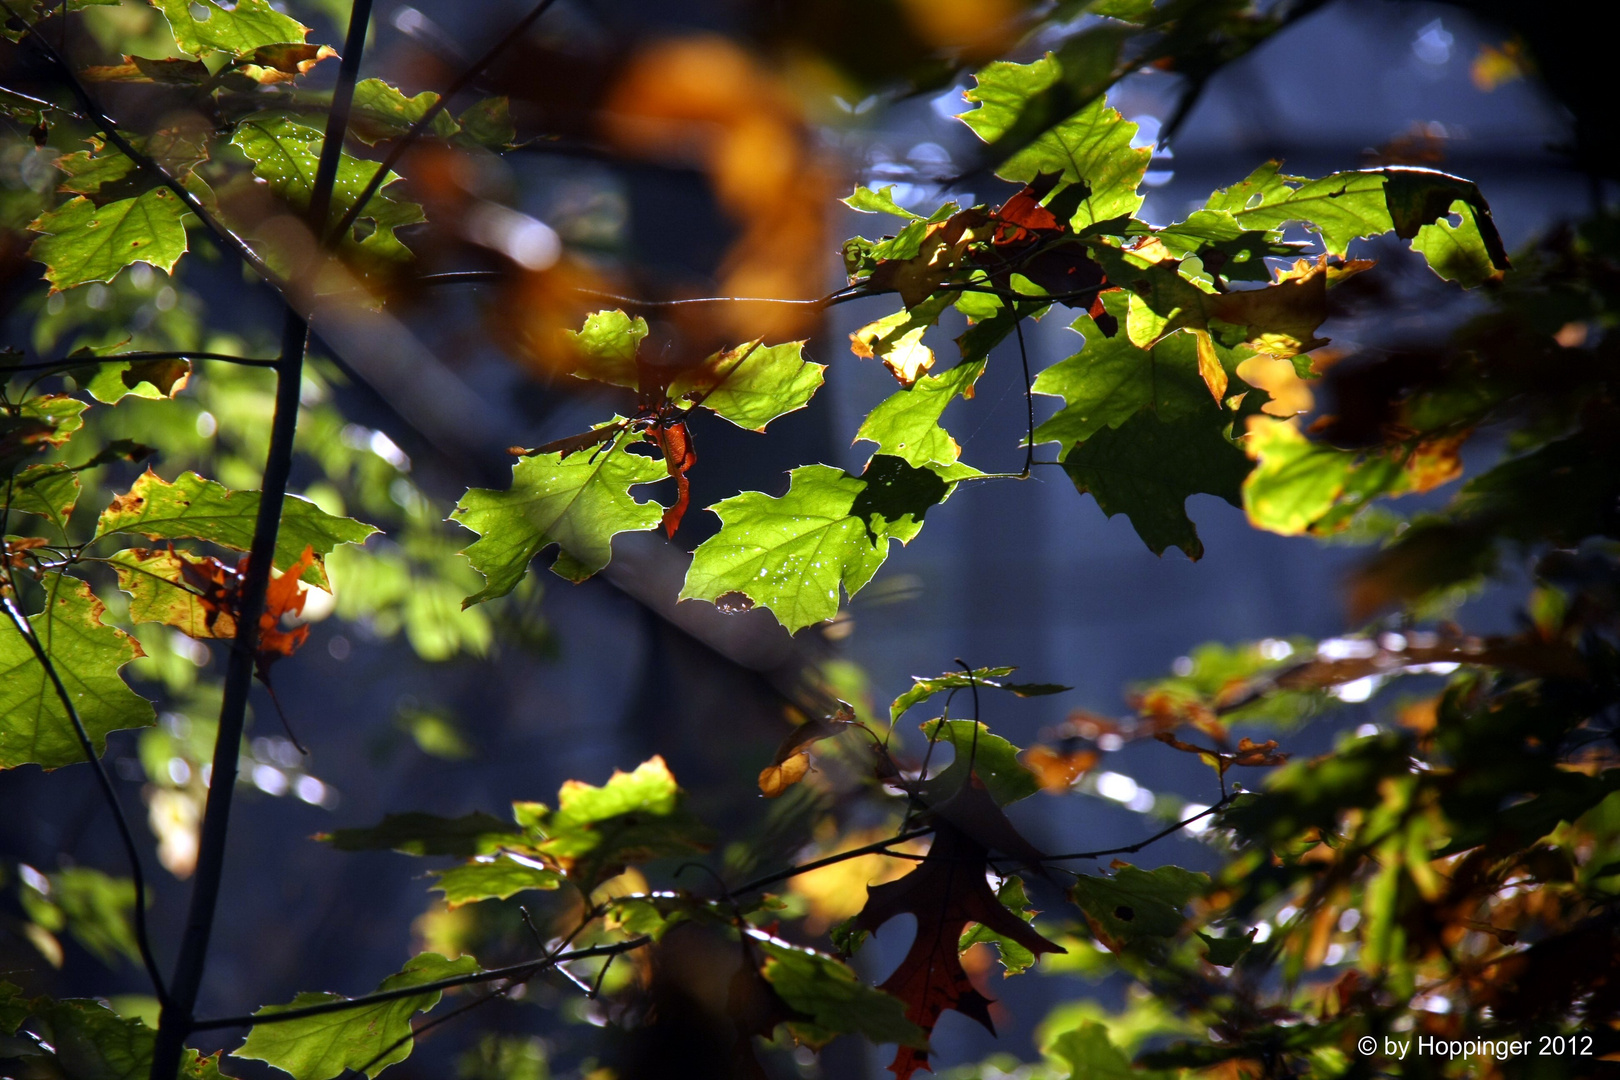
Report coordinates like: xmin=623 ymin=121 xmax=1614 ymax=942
xmin=1114 ymin=905 xmax=1135 ymax=921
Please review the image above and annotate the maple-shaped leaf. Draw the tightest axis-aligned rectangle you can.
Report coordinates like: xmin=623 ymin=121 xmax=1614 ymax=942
xmin=1031 ymin=292 xmax=1213 ymax=450
xmin=94 ymin=470 xmax=376 ymax=587
xmin=1061 ymin=406 xmax=1251 ymax=560
xmin=561 ymin=310 xmax=645 ymax=389
xmin=865 ymin=211 xmax=994 ymax=309
xmin=231 ymin=115 xmax=424 ymax=261
xmin=237 ymin=952 xmax=480 ymax=1080
xmin=681 ymin=456 xmax=953 ymax=633
xmin=0 ymin=574 xmax=155 ymax=770
xmin=964 ymin=61 xmax=1149 ymax=233
xmin=917 ymin=719 xmax=1041 ymax=808
xmin=1149 ymin=209 xmax=1304 ymax=283
xmin=669 ymin=341 xmax=824 ymax=432
xmin=431 ymin=854 xmax=561 ymax=908
xmin=1 ymin=395 xmax=88 ymax=472
xmin=856 ymin=361 xmax=985 ymax=469
xmin=256 ymin=545 xmax=316 ymax=678
xmin=452 ymin=438 xmax=667 ymax=603
xmin=9 ymin=463 xmax=81 ymax=534
xmin=522 ymin=756 xmax=714 ymax=890
xmin=851 ymin=304 xmax=945 ymax=386
xmin=27 ymin=190 xmax=189 ymax=292
xmin=109 ymin=547 xmax=241 ymax=639
xmin=852 ymin=822 xmax=1063 ymax=1079
xmin=151 ymin=0 xmax=310 ymax=58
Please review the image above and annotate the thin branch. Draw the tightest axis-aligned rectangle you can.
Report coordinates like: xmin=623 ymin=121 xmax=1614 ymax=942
xmin=0 ymin=82 xmax=84 ymax=119
xmin=148 ymin=5 xmax=376 ymax=1079
xmin=327 ymin=0 xmax=563 ymax=244
xmin=1013 ymin=316 xmax=1035 ymax=477
xmin=186 ymin=938 xmax=651 ymax=1031
xmin=2 ymin=351 xmax=280 ymax=374
xmin=0 ymin=591 xmax=169 ymax=1004
xmin=1041 ymin=796 xmax=1233 ymax=861
xmin=412 ymin=274 xmax=873 ymax=310
xmin=727 ymin=825 xmax=936 ymax=898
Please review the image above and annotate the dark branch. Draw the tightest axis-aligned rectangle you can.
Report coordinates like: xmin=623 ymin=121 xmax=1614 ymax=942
xmin=2 ymin=351 xmax=280 ymax=374
xmin=728 ymin=825 xmax=936 ymax=898
xmin=1042 ymin=796 xmax=1233 ymax=861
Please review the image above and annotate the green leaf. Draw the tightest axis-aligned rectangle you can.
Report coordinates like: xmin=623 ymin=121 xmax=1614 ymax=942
xmin=526 ymin=756 xmax=714 ymax=889
xmin=76 ymin=354 xmax=192 ymax=405
xmin=28 ymin=190 xmax=188 ymax=292
xmin=108 ymin=548 xmax=235 ymax=639
xmin=230 ymin=115 xmax=423 ymax=260
xmin=1 ymin=981 xmax=27 ymax=1034
xmin=669 ymin=341 xmax=825 ymax=432
xmin=992 ymin=94 xmax=1149 ymax=231
xmin=889 ymin=666 xmax=1017 ymax=724
xmin=455 ymin=98 xmax=517 ymax=151
xmin=452 ymin=439 xmax=667 ymax=603
xmin=561 ymin=310 xmax=646 ymax=389
xmin=1409 ymin=198 xmax=1503 ymax=287
xmin=1032 ymin=292 xmax=1212 ymax=450
xmin=680 ymin=457 xmax=951 ymax=633
xmin=959 ymin=875 xmax=1043 ymax=976
xmin=151 ymin=0 xmax=309 ymax=57
xmin=1060 ymin=406 xmax=1251 ymax=560
xmin=10 ymin=463 xmax=81 ymax=534
xmin=94 ymin=470 xmax=377 ymax=586
xmin=35 ymin=867 xmax=141 ymax=966
xmin=1197 ymin=929 xmax=1256 ymax=968
xmin=1049 ymin=1021 xmax=1170 ymax=1080
xmin=431 ymin=855 xmax=562 ymax=907
xmin=1069 ymin=863 xmax=1208 ymax=948
xmin=1382 ymin=167 xmax=1509 ymax=280
xmin=855 ymin=360 xmax=984 ymax=468
xmin=842 ymin=185 xmax=922 ymax=220
xmin=959 ymin=55 xmax=1061 ymax=145
xmin=237 ymin=952 xmax=480 ymax=1080
xmin=0 ymin=574 xmax=155 ymax=770
xmin=1204 ymin=161 xmax=1393 ymax=257
xmin=1241 ymin=417 xmax=1407 ymax=536
xmin=756 ymin=939 xmax=927 ymax=1048
xmin=29 ymin=998 xmax=152 ymax=1080
xmin=919 ymin=718 xmax=1040 ymax=807
xmin=347 ymin=79 xmax=459 ymax=145
xmin=319 ymin=812 xmax=519 ymax=857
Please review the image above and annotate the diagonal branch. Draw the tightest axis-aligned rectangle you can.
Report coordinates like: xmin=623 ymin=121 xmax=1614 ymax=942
xmin=0 ymin=589 xmax=169 ymax=1004
xmin=326 ymin=0 xmax=562 ymax=244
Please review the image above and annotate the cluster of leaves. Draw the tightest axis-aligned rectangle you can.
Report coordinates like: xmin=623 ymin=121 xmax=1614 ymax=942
xmin=4 ymin=1 xmax=1619 ymax=1080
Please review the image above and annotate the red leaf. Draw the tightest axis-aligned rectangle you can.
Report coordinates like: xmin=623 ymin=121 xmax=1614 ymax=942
xmin=853 ymin=815 xmax=1063 ymax=1078
xmin=651 ymin=420 xmax=697 ymax=537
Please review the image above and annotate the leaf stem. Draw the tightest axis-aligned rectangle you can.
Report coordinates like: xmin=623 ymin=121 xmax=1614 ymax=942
xmin=0 ymin=590 xmax=169 ymax=1005
xmin=2 ymin=351 xmax=281 ymax=374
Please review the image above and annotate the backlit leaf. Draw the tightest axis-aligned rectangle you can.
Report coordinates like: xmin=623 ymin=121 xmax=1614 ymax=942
xmin=1069 ymin=863 xmax=1208 ymax=949
xmin=959 ymin=875 xmax=1042 ymax=975
xmin=108 ymin=548 xmax=238 ymax=639
xmin=347 ymin=79 xmax=459 ymax=145
xmin=28 ymin=190 xmax=188 ymax=292
xmin=855 ymin=361 xmax=984 ymax=468
xmin=27 ymin=998 xmax=153 ymax=1080
xmin=452 ymin=439 xmax=666 ymax=603
xmin=1060 ymin=406 xmax=1251 ymax=560
xmin=843 ymin=185 xmax=922 ymax=220
xmin=9 ymin=463 xmax=80 ymax=534
xmin=681 ymin=457 xmax=952 ymax=633
xmin=919 ymin=718 xmax=1040 ymax=807
xmin=151 ymin=0 xmax=309 ymax=58
xmin=431 ymin=855 xmax=561 ymax=907
xmin=756 ymin=939 xmax=926 ymax=1048
xmin=0 ymin=574 xmax=155 ymax=770
xmin=94 ymin=470 xmax=377 ymax=586
xmin=561 ymin=310 xmax=646 ymax=389
xmin=237 ymin=952 xmax=480 ymax=1080
xmin=669 ymin=341 xmax=824 ymax=432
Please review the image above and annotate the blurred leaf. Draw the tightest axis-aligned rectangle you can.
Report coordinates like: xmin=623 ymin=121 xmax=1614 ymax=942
xmin=320 ymin=812 xmax=519 ymax=857
xmin=431 ymin=856 xmax=562 ymax=907
xmin=237 ymin=952 xmax=480 ymax=1080
xmin=1069 ymin=863 xmax=1207 ymax=950
xmin=0 ymin=574 xmax=155 ymax=770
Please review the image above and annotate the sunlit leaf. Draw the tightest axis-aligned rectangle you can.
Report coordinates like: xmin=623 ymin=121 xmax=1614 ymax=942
xmin=151 ymin=0 xmax=310 ymax=58
xmin=0 ymin=575 xmax=154 ymax=770
xmin=28 ymin=191 xmax=188 ymax=292
xmin=669 ymin=341 xmax=824 ymax=432
xmin=959 ymin=875 xmax=1042 ymax=975
xmin=918 ymin=718 xmax=1040 ymax=807
xmin=94 ymin=470 xmax=377 ymax=586
xmin=452 ymin=439 xmax=666 ymax=603
xmin=348 ymin=79 xmax=459 ymax=145
xmin=562 ymin=309 xmax=646 ymax=389
xmin=237 ymin=953 xmax=481 ymax=1080
xmin=9 ymin=463 xmax=80 ymax=534
xmin=431 ymin=855 xmax=562 ymax=907
xmin=855 ymin=360 xmax=984 ymax=468
xmin=1069 ymin=863 xmax=1207 ymax=950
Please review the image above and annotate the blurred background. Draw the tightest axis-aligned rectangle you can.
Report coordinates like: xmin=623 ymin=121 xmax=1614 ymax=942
xmin=0 ymin=0 xmax=1592 ymax=1076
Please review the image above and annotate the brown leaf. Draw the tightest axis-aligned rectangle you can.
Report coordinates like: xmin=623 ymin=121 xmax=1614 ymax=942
xmin=1019 ymin=745 xmax=1098 ymax=792
xmin=852 ymin=820 xmax=1063 ymax=1079
xmin=758 ymin=752 xmax=810 ymax=798
xmin=242 ymin=43 xmax=339 ymax=84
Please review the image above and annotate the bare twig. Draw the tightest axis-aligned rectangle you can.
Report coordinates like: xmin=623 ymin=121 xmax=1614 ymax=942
xmin=1042 ymin=796 xmax=1233 ymax=861
xmin=2 ymin=351 xmax=280 ymax=374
